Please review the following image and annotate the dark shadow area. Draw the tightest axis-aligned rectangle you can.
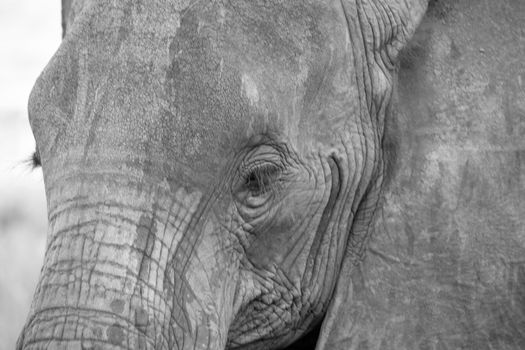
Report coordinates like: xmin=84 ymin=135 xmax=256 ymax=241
xmin=282 ymin=322 xmax=322 ymax=350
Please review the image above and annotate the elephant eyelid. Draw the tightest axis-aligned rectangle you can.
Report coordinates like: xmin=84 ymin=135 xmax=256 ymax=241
xmin=242 ymin=163 xmax=283 ymax=196
xmin=234 ymin=141 xmax=294 ymax=200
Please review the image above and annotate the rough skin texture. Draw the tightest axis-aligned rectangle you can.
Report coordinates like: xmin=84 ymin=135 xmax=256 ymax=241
xmin=19 ymin=1 xmax=428 ymax=349
xmin=17 ymin=0 xmax=525 ymax=349
xmin=317 ymin=0 xmax=525 ymax=349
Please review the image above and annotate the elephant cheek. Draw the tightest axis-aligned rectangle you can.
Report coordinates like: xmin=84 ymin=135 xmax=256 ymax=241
xmin=171 ymin=217 xmax=242 ymax=347
xmin=17 ymin=184 xmax=237 ymax=350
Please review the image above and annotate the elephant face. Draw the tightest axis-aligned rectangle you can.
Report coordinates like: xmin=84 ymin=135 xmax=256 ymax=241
xmin=19 ymin=1 xmax=427 ymax=349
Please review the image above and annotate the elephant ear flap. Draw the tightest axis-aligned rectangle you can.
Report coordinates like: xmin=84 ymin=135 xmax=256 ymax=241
xmin=340 ymin=0 xmax=428 ymax=63
xmin=314 ymin=1 xmax=429 ymax=349
xmin=379 ymin=0 xmax=429 ymax=61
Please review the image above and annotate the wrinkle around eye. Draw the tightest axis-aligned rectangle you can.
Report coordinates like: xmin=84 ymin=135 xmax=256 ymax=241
xmin=244 ymin=164 xmax=283 ymax=195
xmin=236 ymin=188 xmax=274 ymax=209
xmin=235 ymin=198 xmax=277 ymax=229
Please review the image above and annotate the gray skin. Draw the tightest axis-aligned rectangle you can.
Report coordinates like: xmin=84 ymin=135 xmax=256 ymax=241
xmin=17 ymin=0 xmax=523 ymax=349
xmin=17 ymin=0 xmax=427 ymax=349
xmin=328 ymin=0 xmax=525 ymax=348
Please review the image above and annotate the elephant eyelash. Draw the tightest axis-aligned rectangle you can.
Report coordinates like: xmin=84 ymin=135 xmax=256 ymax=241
xmin=26 ymin=149 xmax=41 ymax=169
xmin=242 ymin=163 xmax=283 ymax=196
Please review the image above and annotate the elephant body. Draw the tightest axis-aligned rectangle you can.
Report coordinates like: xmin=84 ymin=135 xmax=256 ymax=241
xmin=17 ymin=0 xmax=524 ymax=349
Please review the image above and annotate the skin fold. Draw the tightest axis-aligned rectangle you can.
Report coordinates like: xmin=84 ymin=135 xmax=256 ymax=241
xmin=323 ymin=1 xmax=525 ymax=348
xmin=19 ymin=0 xmax=525 ymax=349
xmin=17 ymin=0 xmax=432 ymax=349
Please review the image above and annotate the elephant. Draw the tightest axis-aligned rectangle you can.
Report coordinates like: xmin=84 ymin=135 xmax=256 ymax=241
xmin=16 ymin=0 xmax=525 ymax=349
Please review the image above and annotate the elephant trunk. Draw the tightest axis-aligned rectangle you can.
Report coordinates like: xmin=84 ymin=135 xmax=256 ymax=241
xmin=17 ymin=173 xmax=238 ymax=350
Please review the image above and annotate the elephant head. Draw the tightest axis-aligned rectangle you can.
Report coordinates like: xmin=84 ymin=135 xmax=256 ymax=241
xmin=17 ymin=0 xmax=428 ymax=349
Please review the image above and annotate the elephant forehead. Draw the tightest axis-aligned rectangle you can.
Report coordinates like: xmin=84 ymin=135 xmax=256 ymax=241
xmin=31 ymin=0 xmax=350 ymax=185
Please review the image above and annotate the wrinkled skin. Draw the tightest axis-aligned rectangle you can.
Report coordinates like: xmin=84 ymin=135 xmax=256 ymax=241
xmin=17 ymin=0 xmax=525 ymax=349
xmin=318 ymin=0 xmax=525 ymax=349
xmin=17 ymin=0 xmax=431 ymax=349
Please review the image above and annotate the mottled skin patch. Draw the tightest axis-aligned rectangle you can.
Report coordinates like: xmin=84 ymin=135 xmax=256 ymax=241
xmin=110 ymin=299 xmax=125 ymax=314
xmin=107 ymin=324 xmax=125 ymax=346
xmin=138 ymin=335 xmax=148 ymax=350
xmin=241 ymin=73 xmax=259 ymax=106
xmin=135 ymin=307 xmax=149 ymax=328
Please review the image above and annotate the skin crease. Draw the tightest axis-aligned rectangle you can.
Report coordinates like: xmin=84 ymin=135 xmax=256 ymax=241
xmin=317 ymin=1 xmax=525 ymax=349
xmin=18 ymin=0 xmax=428 ymax=349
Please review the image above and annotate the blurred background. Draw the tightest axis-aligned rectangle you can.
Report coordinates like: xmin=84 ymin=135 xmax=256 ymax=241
xmin=0 ymin=1 xmax=60 ymax=349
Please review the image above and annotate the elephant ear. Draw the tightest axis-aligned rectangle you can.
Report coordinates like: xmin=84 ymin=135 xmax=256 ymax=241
xmin=315 ymin=1 xmax=430 ymax=349
xmin=337 ymin=0 xmax=428 ymax=64
xmin=318 ymin=0 xmax=525 ymax=349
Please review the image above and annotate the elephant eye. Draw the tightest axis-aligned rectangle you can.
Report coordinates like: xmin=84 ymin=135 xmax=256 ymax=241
xmin=242 ymin=163 xmax=282 ymax=197
xmin=238 ymin=161 xmax=283 ymax=207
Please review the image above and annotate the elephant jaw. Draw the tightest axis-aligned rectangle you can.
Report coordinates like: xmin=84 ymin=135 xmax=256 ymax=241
xmin=17 ymin=175 xmax=239 ymax=350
